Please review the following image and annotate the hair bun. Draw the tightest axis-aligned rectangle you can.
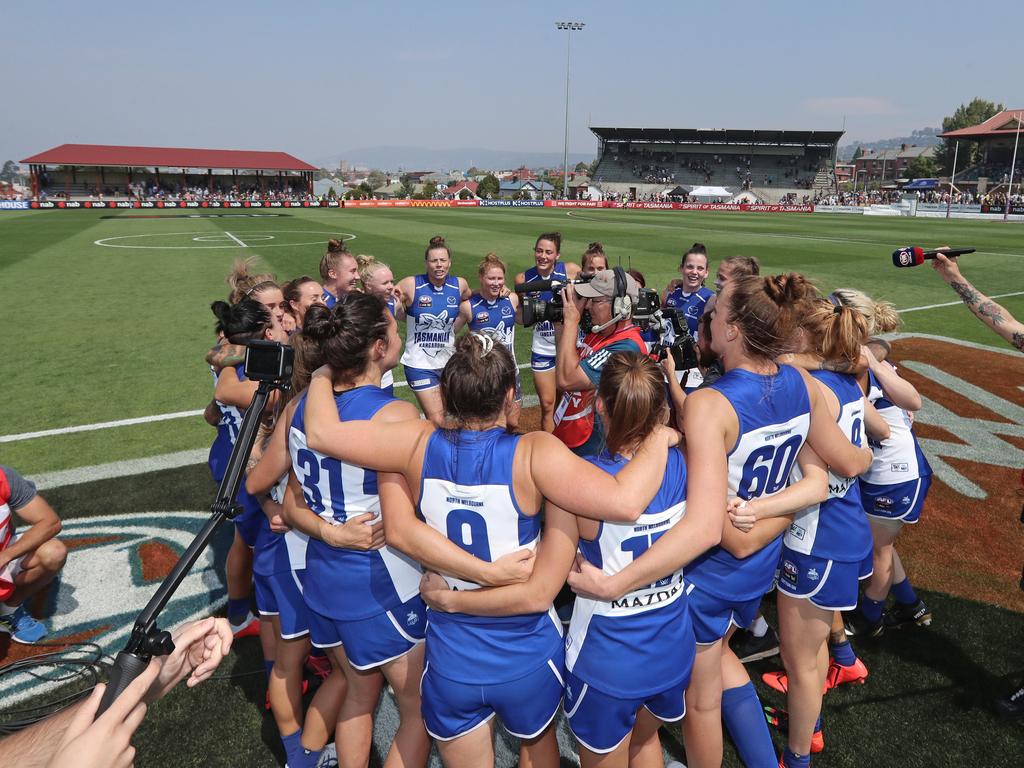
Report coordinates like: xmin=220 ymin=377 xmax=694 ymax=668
xmin=428 ymin=235 xmax=446 ymax=249
xmin=327 ymin=239 xmax=348 ymax=253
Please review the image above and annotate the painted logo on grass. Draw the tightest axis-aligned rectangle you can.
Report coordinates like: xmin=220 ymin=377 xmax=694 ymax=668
xmin=0 ymin=511 xmax=225 ymax=705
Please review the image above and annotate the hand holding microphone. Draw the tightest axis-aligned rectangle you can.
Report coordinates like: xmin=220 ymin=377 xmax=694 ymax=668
xmin=891 ymin=245 xmax=975 ymax=268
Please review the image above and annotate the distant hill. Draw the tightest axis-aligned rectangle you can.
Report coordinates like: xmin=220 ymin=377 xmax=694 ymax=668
xmin=316 ymin=146 xmax=595 ymax=173
xmin=838 ymin=127 xmax=941 ymax=161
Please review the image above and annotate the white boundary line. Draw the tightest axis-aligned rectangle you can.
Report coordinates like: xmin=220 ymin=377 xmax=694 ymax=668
xmin=898 ymin=290 xmax=1024 ymax=313
xmin=1 ymin=364 xmax=534 ymax=443
xmin=28 ymin=395 xmax=542 ymax=489
xmin=223 ymin=231 xmax=248 ymax=248
xmin=0 ymin=410 xmax=205 ymax=443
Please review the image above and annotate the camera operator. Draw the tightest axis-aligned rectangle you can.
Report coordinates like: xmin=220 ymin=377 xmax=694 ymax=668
xmin=553 ymin=268 xmax=647 ymax=457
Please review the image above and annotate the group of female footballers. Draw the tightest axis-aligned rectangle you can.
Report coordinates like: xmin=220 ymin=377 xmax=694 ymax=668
xmin=203 ymin=231 xmax=934 ymax=768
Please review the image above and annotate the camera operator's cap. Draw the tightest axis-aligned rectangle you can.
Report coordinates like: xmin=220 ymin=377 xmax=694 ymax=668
xmin=574 ymin=268 xmax=640 ymax=301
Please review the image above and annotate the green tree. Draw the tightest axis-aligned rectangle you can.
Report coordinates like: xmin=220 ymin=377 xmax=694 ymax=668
xmin=327 ymin=186 xmax=336 ymax=199
xmin=906 ymin=155 xmax=938 ymax=179
xmin=574 ymin=161 xmax=589 ymax=174
xmin=397 ymin=180 xmax=415 ymax=199
xmin=0 ymin=160 xmax=17 ymax=183
xmin=366 ymin=169 xmax=387 ymax=190
xmin=422 ymin=181 xmax=438 ymax=199
xmin=935 ymin=98 xmax=1004 ymax=174
xmin=466 ymin=166 xmax=481 ymax=177
xmin=477 ymin=174 xmax=500 ymax=199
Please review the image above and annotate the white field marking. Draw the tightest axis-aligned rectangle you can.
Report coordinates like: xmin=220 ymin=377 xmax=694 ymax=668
xmin=562 ymin=210 xmax=1024 ymax=259
xmin=222 ymin=231 xmax=248 ymax=247
xmin=0 ymin=365 xmax=534 ymax=443
xmin=27 ymin=393 xmax=542 ymax=488
xmin=93 ymin=230 xmax=357 ymax=249
xmin=0 ymin=410 xmax=205 ymax=443
xmin=898 ymin=290 xmax=1024 ymax=313
xmin=30 ymin=450 xmax=209 ymax=490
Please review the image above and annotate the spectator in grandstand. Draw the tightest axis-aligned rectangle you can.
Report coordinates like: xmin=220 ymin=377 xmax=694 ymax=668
xmin=282 ymin=275 xmax=324 ymax=331
xmin=932 ymin=252 xmax=1024 ymax=352
xmin=0 ymin=465 xmax=66 ymax=644
xmin=467 ymin=253 xmax=521 ymax=429
xmin=0 ymin=617 xmax=232 ymax=767
xmin=554 ymin=269 xmax=647 ymax=457
xmin=319 ymin=240 xmax=359 ymax=309
xmin=396 ymin=235 xmax=472 ymax=425
xmin=515 ymin=233 xmax=582 ymax=432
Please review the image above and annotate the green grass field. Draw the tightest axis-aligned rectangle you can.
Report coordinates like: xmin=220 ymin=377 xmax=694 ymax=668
xmin=3 ymin=206 xmax=1024 ymax=474
xmin=2 ymin=207 xmax=1024 ymax=767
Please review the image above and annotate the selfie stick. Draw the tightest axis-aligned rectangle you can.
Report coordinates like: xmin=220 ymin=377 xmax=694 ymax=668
xmin=97 ymin=351 xmax=290 ymax=715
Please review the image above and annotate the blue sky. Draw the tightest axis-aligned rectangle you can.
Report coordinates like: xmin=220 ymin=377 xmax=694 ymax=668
xmin=6 ymin=1 xmax=1022 ymax=167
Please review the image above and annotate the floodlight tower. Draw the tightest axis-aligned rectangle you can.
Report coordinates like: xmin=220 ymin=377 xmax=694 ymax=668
xmin=556 ymin=21 xmax=585 ymax=199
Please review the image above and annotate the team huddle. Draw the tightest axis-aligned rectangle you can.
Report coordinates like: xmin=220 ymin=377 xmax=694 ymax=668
xmin=204 ymin=233 xmax=933 ymax=768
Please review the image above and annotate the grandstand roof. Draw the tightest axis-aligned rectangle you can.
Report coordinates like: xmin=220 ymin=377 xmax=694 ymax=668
xmin=590 ymin=127 xmax=844 ymax=146
xmin=939 ymin=109 xmax=1024 ymax=139
xmin=20 ymin=144 xmax=318 ymax=171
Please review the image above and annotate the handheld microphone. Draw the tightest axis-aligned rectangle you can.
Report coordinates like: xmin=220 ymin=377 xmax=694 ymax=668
xmin=892 ymin=246 xmax=976 ymax=268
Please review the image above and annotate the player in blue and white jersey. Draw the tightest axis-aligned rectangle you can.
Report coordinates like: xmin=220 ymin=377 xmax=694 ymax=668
xmin=318 ymin=239 xmax=359 ymax=309
xmin=749 ymin=298 xmax=889 ymax=763
xmin=421 ymin=352 xmax=718 ymax=766
xmin=208 ymin=298 xmax=285 ymax=640
xmin=301 ymin=333 xmax=679 ymax=768
xmin=396 ymin=235 xmax=471 ymax=425
xmin=662 ymin=242 xmax=715 ymax=391
xmin=514 ymin=232 xmax=582 ymax=432
xmin=357 ymin=254 xmax=406 ymax=397
xmin=243 ymin=329 xmax=345 ymax=768
xmin=569 ymin=274 xmax=873 ymax=768
xmin=828 ymin=289 xmax=936 ymax=637
xmin=466 ymin=253 xmax=521 ymax=429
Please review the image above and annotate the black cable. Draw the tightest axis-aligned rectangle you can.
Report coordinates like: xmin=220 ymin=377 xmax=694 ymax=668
xmin=0 ymin=642 xmax=110 ymax=734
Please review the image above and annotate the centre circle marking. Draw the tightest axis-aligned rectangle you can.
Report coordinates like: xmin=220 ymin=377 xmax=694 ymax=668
xmin=192 ymin=234 xmax=276 ymax=243
xmin=93 ymin=230 xmax=357 ymax=249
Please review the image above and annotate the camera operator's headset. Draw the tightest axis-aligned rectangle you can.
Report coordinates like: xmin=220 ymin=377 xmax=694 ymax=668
xmin=591 ymin=266 xmax=632 ymax=333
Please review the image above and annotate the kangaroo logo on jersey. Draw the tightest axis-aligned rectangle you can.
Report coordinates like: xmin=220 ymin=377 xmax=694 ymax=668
xmin=406 ymin=611 xmax=419 ymax=626
xmin=0 ymin=511 xmax=225 ymax=706
xmin=807 ymin=568 xmax=820 ymax=581
xmin=414 ymin=314 xmax=455 ymax=355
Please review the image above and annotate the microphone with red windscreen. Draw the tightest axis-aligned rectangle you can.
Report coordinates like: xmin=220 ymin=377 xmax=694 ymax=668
xmin=892 ymin=246 xmax=976 ymax=267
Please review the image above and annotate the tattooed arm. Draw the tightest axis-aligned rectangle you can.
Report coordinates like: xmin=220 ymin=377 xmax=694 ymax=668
xmin=933 ymin=253 xmax=1024 ymax=352
xmin=205 ymin=341 xmax=247 ymax=369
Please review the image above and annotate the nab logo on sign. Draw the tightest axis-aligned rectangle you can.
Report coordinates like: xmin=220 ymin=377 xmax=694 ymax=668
xmin=0 ymin=511 xmax=227 ymax=705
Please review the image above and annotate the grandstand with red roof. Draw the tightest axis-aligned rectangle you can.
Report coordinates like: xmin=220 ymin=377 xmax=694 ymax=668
xmin=20 ymin=144 xmax=318 ymax=201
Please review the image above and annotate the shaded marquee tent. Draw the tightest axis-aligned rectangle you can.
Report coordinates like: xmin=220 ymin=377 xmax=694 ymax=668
xmin=20 ymin=144 xmax=319 ymax=199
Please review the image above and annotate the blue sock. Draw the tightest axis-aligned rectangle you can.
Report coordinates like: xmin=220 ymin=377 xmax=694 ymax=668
xmin=281 ymin=730 xmax=303 ymax=767
xmin=228 ymin=598 xmax=250 ymax=624
xmin=831 ymin=638 xmax=857 ymax=667
xmin=264 ymin=660 xmax=274 ymax=680
xmin=858 ymin=594 xmax=884 ymax=623
xmin=291 ymin=742 xmax=323 ymax=768
xmin=891 ymin=577 xmax=918 ymax=606
xmin=814 ymin=715 xmax=822 ymax=732
xmin=721 ymin=681 xmax=777 ymax=768
xmin=782 ymin=747 xmax=811 ymax=768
